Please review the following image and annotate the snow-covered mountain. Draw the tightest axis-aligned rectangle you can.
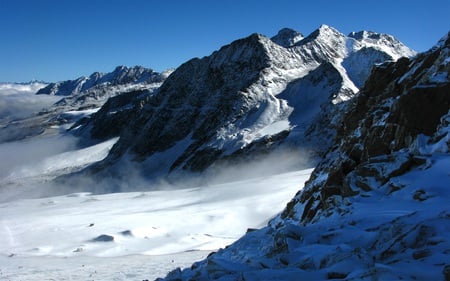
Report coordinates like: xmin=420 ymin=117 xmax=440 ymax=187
xmin=157 ymin=31 xmax=450 ymax=281
xmin=75 ymin=25 xmax=415 ymax=182
xmin=36 ymin=65 xmax=163 ymax=96
xmin=270 ymin=28 xmax=304 ymax=47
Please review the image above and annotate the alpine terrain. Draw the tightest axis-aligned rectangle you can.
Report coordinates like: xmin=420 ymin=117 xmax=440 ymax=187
xmin=1 ymin=25 xmax=448 ymax=281
xmin=157 ymin=31 xmax=450 ymax=280
xmin=69 ymin=25 xmax=415 ymax=186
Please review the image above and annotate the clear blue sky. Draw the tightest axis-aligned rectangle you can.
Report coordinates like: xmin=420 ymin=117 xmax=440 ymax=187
xmin=1 ymin=0 xmax=449 ymax=82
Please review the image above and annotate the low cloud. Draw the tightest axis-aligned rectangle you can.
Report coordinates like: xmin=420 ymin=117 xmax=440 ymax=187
xmin=0 ymin=123 xmax=315 ymax=204
xmin=0 ymin=83 xmax=58 ymax=121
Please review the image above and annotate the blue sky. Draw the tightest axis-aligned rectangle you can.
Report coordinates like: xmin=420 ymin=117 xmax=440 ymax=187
xmin=1 ymin=0 xmax=449 ymax=82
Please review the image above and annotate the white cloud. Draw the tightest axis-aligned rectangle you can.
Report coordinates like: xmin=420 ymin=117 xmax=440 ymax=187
xmin=0 ymin=83 xmax=59 ymax=121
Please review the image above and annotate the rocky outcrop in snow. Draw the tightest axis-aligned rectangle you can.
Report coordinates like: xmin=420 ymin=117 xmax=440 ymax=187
xmin=157 ymin=31 xmax=450 ymax=281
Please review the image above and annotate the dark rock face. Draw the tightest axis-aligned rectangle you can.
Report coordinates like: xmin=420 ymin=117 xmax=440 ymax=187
xmin=97 ymin=34 xmax=271 ymax=170
xmin=293 ymin=32 xmax=450 ymax=223
xmin=81 ymin=89 xmax=151 ymax=141
xmin=271 ymin=28 xmax=304 ymax=47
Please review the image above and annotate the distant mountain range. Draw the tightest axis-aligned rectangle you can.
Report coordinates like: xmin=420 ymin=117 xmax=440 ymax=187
xmin=36 ymin=65 xmax=168 ymax=96
xmin=0 ymin=66 xmax=170 ymax=142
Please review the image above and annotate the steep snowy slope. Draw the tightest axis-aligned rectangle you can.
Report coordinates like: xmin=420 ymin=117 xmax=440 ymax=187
xmin=157 ymin=31 xmax=450 ymax=281
xmin=78 ymin=25 xmax=415 ymax=181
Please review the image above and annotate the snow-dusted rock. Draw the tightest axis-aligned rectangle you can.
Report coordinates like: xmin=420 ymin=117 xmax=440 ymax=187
xmin=270 ymin=27 xmax=304 ymax=47
xmin=36 ymin=65 xmax=163 ymax=96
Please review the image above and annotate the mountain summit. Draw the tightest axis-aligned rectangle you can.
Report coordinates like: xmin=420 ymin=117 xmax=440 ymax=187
xmin=271 ymin=27 xmax=304 ymax=47
xmin=73 ymin=25 xmax=415 ymax=183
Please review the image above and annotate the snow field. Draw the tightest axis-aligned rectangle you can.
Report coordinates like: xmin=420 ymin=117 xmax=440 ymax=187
xmin=0 ymin=169 xmax=313 ymax=280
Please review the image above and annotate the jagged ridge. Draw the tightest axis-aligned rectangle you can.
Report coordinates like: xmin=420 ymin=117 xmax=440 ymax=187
xmin=36 ymin=65 xmax=163 ymax=96
xmin=78 ymin=25 xmax=415 ymax=180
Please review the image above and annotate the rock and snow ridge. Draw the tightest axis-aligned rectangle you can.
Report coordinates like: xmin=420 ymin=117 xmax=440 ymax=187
xmin=270 ymin=28 xmax=304 ymax=48
xmin=36 ymin=65 xmax=165 ymax=96
xmin=157 ymin=31 xmax=450 ymax=281
xmin=73 ymin=25 xmax=415 ymax=183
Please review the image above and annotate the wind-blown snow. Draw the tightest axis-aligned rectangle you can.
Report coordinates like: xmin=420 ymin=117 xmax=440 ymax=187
xmin=0 ymin=169 xmax=312 ymax=280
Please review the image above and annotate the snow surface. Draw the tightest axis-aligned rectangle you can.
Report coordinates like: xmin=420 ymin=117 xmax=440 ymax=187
xmin=0 ymin=169 xmax=312 ymax=280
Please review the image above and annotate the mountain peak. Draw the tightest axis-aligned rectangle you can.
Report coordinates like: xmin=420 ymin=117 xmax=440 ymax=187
xmin=299 ymin=24 xmax=345 ymax=46
xmin=317 ymin=24 xmax=342 ymax=36
xmin=348 ymin=30 xmax=417 ymax=59
xmin=348 ymin=30 xmax=400 ymax=45
xmin=349 ymin=30 xmax=379 ymax=40
xmin=155 ymin=30 xmax=450 ymax=281
xmin=271 ymin=28 xmax=304 ymax=47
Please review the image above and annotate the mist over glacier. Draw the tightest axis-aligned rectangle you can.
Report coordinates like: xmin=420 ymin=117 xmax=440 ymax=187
xmin=0 ymin=83 xmax=57 ymax=122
